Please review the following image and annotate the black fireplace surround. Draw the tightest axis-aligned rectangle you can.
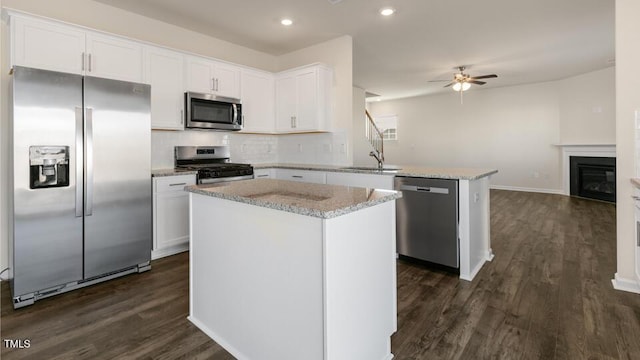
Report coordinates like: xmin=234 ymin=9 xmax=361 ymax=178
xmin=569 ymin=156 xmax=616 ymax=203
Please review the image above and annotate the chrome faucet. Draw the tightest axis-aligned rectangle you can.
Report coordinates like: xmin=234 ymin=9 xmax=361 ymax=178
xmin=369 ymin=150 xmax=384 ymax=169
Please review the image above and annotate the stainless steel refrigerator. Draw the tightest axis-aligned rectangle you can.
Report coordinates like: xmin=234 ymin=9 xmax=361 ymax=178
xmin=10 ymin=66 xmax=152 ymax=308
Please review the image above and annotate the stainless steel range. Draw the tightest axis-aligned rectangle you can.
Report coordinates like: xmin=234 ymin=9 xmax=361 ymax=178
xmin=174 ymin=146 xmax=253 ymax=184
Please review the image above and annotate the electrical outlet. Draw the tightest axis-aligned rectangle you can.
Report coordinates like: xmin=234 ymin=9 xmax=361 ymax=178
xmin=532 ymin=171 xmax=540 ymax=178
xmin=474 ymin=193 xmax=480 ymax=203
xmin=297 ymin=144 xmax=303 ymax=153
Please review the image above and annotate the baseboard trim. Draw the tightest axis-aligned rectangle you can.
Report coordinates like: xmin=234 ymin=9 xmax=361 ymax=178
xmin=611 ymin=273 xmax=640 ymax=294
xmin=188 ymin=316 xmax=251 ymax=360
xmin=490 ymin=185 xmax=564 ymax=195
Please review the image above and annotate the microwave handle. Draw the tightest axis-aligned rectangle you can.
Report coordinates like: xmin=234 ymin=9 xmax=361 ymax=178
xmin=232 ymin=104 xmax=238 ymax=124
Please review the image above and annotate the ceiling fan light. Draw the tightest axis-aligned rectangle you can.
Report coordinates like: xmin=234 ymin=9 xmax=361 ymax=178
xmin=452 ymin=82 xmax=471 ymax=92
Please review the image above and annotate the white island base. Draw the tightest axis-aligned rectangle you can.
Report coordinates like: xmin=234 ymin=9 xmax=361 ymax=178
xmin=189 ymin=193 xmax=397 ymax=360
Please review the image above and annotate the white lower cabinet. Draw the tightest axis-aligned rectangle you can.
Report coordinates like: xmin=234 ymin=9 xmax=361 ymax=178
xmin=325 ymin=172 xmax=395 ymax=190
xmin=253 ymin=168 xmax=274 ymax=179
xmin=152 ymin=174 xmax=196 ymax=259
xmin=275 ymin=169 xmax=326 ymax=184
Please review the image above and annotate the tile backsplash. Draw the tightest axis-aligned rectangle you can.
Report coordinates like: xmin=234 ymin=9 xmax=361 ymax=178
xmin=151 ymin=130 xmax=350 ymax=169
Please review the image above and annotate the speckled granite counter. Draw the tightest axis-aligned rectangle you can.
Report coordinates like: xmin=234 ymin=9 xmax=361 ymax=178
xmin=252 ymin=163 xmax=497 ymax=180
xmin=151 ymin=168 xmax=198 ymax=177
xmin=185 ymin=178 xmax=401 ymax=219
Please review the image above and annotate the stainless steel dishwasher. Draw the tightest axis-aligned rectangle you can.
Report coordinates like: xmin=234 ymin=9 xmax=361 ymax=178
xmin=395 ymin=177 xmax=459 ymax=268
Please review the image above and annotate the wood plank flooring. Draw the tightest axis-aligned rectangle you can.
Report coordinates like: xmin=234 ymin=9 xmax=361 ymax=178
xmin=2 ymin=190 xmax=639 ymax=359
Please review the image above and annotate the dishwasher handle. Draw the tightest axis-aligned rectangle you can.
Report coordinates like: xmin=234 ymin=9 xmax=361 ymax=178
xmin=399 ymin=184 xmax=449 ymax=194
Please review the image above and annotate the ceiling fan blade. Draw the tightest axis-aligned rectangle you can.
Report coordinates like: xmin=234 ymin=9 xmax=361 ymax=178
xmin=469 ymin=74 xmax=497 ymax=80
xmin=443 ymin=82 xmax=456 ymax=88
xmin=428 ymin=79 xmax=450 ymax=82
xmin=469 ymin=80 xmax=487 ymax=85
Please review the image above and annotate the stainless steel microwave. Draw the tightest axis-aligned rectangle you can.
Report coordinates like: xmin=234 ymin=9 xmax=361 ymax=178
xmin=185 ymin=92 xmax=243 ymax=131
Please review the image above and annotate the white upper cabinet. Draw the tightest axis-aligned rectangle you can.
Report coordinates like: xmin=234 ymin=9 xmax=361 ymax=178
xmin=143 ymin=46 xmax=185 ymax=130
xmin=10 ymin=14 xmax=143 ymax=83
xmin=275 ymin=64 xmax=332 ymax=133
xmin=240 ymin=69 xmax=275 ymax=133
xmin=85 ymin=32 xmax=143 ymax=83
xmin=11 ymin=15 xmax=86 ymax=75
xmin=185 ymin=56 xmax=241 ymax=99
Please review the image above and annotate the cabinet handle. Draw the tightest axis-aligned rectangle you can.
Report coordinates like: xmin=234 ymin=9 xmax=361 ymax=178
xmin=292 ymin=175 xmax=303 ymax=179
xmin=169 ymin=182 xmax=187 ymax=186
xmin=81 ymin=52 xmax=85 ymax=71
xmin=215 ymin=78 xmax=219 ymax=92
xmin=211 ymin=78 xmax=215 ymax=91
xmin=256 ymin=174 xmax=269 ymax=178
xmin=88 ymin=54 xmax=92 ymax=72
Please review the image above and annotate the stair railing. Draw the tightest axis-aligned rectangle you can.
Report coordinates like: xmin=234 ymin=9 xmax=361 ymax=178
xmin=365 ymin=109 xmax=384 ymax=168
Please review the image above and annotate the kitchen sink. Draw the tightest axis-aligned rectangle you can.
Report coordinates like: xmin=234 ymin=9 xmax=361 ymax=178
xmin=341 ymin=166 xmax=402 ymax=172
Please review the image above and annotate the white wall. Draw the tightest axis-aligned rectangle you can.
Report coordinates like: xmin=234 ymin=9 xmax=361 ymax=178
xmin=615 ymin=0 xmax=640 ymax=289
xmin=559 ymin=67 xmax=615 ymax=144
xmin=364 ymin=68 xmax=615 ymax=192
xmin=277 ymin=36 xmax=353 ymax=166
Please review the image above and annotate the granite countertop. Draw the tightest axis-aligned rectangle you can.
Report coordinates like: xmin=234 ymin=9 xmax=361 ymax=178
xmin=185 ymin=178 xmax=401 ymax=219
xmin=253 ymin=163 xmax=497 ymax=180
xmin=631 ymin=178 xmax=640 ymax=188
xmin=151 ymin=168 xmax=198 ymax=177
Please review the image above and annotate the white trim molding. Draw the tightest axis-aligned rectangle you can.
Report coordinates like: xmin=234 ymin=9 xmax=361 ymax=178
xmin=490 ymin=185 xmax=564 ymax=195
xmin=611 ymin=273 xmax=640 ymax=294
xmin=554 ymin=144 xmax=616 ymax=196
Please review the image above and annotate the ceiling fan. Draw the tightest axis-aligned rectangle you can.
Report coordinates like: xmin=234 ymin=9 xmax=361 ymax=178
xmin=430 ymin=66 xmax=498 ymax=103
xmin=430 ymin=66 xmax=498 ymax=92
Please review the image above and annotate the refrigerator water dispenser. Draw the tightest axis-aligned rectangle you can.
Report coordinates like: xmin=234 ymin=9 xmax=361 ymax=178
xmin=29 ymin=146 xmax=69 ymax=189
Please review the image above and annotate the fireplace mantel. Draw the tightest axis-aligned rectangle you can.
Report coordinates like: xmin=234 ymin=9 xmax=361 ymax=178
xmin=554 ymin=144 xmax=616 ymax=196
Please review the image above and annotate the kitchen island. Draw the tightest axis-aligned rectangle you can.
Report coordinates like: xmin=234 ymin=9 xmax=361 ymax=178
xmin=186 ymin=179 xmax=401 ymax=360
xmin=253 ymin=163 xmax=497 ymax=281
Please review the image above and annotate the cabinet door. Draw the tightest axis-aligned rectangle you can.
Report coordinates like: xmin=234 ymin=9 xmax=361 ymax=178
xmin=253 ymin=168 xmax=274 ymax=179
xmin=153 ymin=175 xmax=196 ymax=259
xmin=325 ymin=172 xmax=394 ymax=190
xmin=275 ymin=169 xmax=326 ymax=184
xmin=295 ymin=69 xmax=318 ymax=131
xmin=275 ymin=76 xmax=297 ymax=132
xmin=186 ymin=56 xmax=214 ymax=94
xmin=86 ymin=32 xmax=143 ymax=82
xmin=144 ymin=46 xmax=185 ymax=130
xmin=155 ymin=192 xmax=190 ymax=250
xmin=11 ymin=16 xmax=85 ymax=74
xmin=214 ymin=62 xmax=241 ymax=99
xmin=241 ymin=70 xmax=275 ymax=132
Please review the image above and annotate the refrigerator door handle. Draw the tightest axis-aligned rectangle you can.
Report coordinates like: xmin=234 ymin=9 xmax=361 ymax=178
xmin=75 ymin=107 xmax=84 ymax=217
xmin=85 ymin=108 xmax=94 ymax=216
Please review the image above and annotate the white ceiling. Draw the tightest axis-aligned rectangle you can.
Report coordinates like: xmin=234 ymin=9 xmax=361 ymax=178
xmin=95 ymin=0 xmax=614 ymax=100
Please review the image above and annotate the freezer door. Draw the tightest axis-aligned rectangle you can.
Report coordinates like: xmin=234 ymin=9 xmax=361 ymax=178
xmin=12 ymin=67 xmax=84 ymax=296
xmin=83 ymin=76 xmax=151 ymax=279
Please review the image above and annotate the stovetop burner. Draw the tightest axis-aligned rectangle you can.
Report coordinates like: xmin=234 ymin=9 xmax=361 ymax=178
xmin=174 ymin=146 xmax=253 ymax=184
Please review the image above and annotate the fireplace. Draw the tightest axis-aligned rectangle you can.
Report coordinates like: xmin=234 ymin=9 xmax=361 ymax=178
xmin=569 ymin=156 xmax=616 ymax=203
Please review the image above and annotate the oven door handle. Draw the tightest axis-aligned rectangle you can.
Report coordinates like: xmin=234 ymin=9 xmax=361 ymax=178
xmin=199 ymin=174 xmax=254 ymax=184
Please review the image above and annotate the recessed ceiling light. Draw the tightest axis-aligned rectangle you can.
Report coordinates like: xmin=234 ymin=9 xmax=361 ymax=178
xmin=380 ymin=7 xmax=395 ymax=16
xmin=281 ymin=19 xmax=293 ymax=26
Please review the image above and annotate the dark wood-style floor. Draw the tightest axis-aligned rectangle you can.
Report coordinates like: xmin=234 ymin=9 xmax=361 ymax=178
xmin=1 ymin=190 xmax=639 ymax=359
